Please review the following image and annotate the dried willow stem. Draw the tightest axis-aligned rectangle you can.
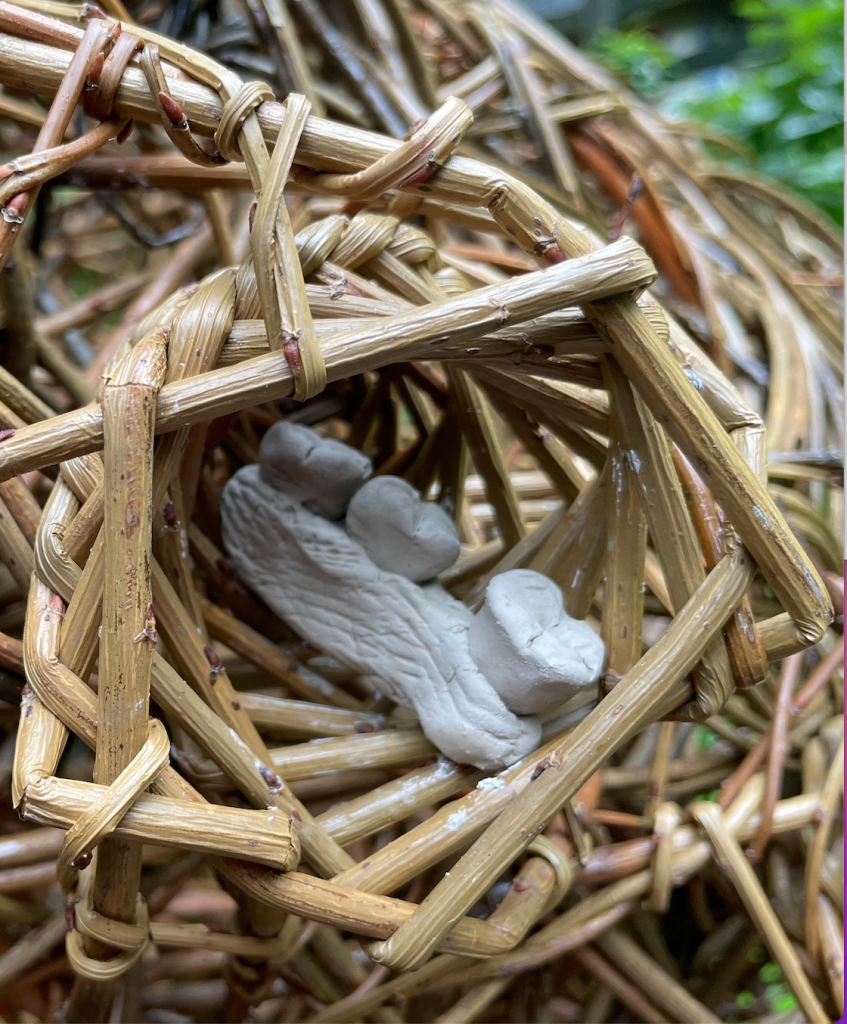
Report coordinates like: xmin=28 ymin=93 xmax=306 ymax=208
xmin=0 ymin=912 xmax=66 ymax=989
xmin=600 ymin=355 xmax=645 ymax=679
xmin=268 ymin=731 xmax=436 ymax=780
xmin=12 ymin=680 xmax=65 ymax=808
xmin=447 ymin=367 xmax=525 ymax=548
xmin=239 ymin=693 xmax=382 ymax=738
xmin=574 ymin=946 xmax=670 ymax=1024
xmin=309 ymin=852 xmax=565 ymax=1022
xmin=673 ymin=446 xmax=768 ymax=687
xmin=0 ymin=491 xmax=34 ymax=592
xmin=315 ymin=761 xmax=481 ymax=847
xmin=434 ymin=977 xmax=513 ymax=1024
xmin=327 ymin=786 xmax=820 ymax=1024
xmin=20 ymin=775 xmax=299 ymax=869
xmin=748 ymin=653 xmax=801 ymax=862
xmin=68 ymin=327 xmax=166 ymax=1010
xmin=628 ymin=388 xmax=733 ymax=719
xmin=0 ymin=17 xmax=113 ymax=270
xmin=803 ymin=738 xmax=844 ymax=966
xmin=692 ymin=801 xmax=829 ymax=1024
xmin=253 ymin=93 xmax=323 ymax=399
xmin=595 ymin=928 xmax=720 ymax=1023
xmin=817 ymin=894 xmax=844 ymax=1014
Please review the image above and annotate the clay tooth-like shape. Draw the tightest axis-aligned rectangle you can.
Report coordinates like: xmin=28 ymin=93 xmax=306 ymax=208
xmin=346 ymin=476 xmax=461 ymax=582
xmin=259 ymin=420 xmax=371 ymax=520
xmin=469 ymin=570 xmax=605 ymax=715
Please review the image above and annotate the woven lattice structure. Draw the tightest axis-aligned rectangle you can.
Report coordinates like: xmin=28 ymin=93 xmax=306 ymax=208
xmin=0 ymin=1 xmax=841 ymax=1021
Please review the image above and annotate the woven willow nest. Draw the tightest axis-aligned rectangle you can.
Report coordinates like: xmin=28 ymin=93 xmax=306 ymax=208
xmin=0 ymin=1 xmax=842 ymax=1022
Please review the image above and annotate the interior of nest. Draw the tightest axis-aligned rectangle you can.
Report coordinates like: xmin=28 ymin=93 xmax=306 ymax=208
xmin=0 ymin=0 xmax=842 ymax=1021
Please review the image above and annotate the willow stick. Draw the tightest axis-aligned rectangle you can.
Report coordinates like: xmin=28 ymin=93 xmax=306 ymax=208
xmin=152 ymin=561 xmax=355 ymax=878
xmin=88 ymin=227 xmax=213 ymax=383
xmin=240 ymin=692 xmax=385 ymax=738
xmin=229 ymin=786 xmax=820 ymax=1022
xmin=596 ymin=928 xmax=720 ymax=1024
xmin=447 ymin=368 xmax=525 ymax=549
xmin=487 ymin=391 xmax=584 ymax=501
xmin=692 ymin=800 xmax=828 ymax=1024
xmin=268 ymin=731 xmax=436 ymax=780
xmin=310 ymin=854 xmax=561 ymax=1022
xmin=673 ymin=447 xmax=768 ymax=687
xmin=149 ymin=269 xmax=236 ymax=624
xmin=316 ymin=761 xmax=481 ymax=847
xmin=0 ymin=476 xmax=40 ymax=545
xmin=748 ymin=653 xmax=801 ymax=862
xmin=646 ymin=721 xmax=675 ymax=817
xmin=19 ymin=775 xmax=299 ymax=869
xmin=18 ymin=581 xmax=531 ymax=954
xmin=619 ymin=378 xmax=733 ymax=718
xmin=0 ymin=17 xmax=113 ymax=270
xmin=58 ymin=529 xmax=103 ymax=681
xmin=576 ymin=946 xmax=671 ymax=1024
xmin=434 ymin=977 xmax=513 ymax=1024
xmin=64 ymin=479 xmax=104 ymax=565
xmin=804 ymin=738 xmax=844 ymax=966
xmin=0 ymin=362 xmax=53 ymax=423
xmin=151 ymin=558 xmax=268 ymax=758
xmin=600 ymin=356 xmax=645 ymax=679
xmin=0 ymin=912 xmax=67 ymax=990
xmin=69 ymin=328 xmax=166 ymax=1020
xmin=719 ymin=644 xmax=843 ymax=809
xmin=817 ymin=895 xmax=844 ymax=1015
xmin=0 ymin=492 xmax=35 ymax=592
xmin=31 ymin=467 xmax=353 ymax=881
xmin=529 ymin=461 xmax=609 ymax=617
xmin=149 ymin=656 xmax=284 ymax=809
xmin=12 ymin=676 xmax=66 ymax=808
xmin=19 ymin=580 xmax=505 ymax=950
xmin=0 ymin=827 xmax=64 ymax=869
xmin=254 ymin=92 xmax=324 ymax=400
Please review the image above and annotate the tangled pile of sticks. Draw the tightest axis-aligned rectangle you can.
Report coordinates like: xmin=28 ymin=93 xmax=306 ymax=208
xmin=0 ymin=0 xmax=841 ymax=1021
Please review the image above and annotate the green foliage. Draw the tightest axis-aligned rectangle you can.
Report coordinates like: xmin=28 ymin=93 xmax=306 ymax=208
xmin=591 ymin=28 xmax=676 ymax=98
xmin=693 ymin=724 xmax=719 ymax=753
xmin=591 ymin=1 xmax=844 ymax=225
xmin=758 ymin=962 xmax=783 ymax=985
xmin=762 ymin=960 xmax=798 ymax=1014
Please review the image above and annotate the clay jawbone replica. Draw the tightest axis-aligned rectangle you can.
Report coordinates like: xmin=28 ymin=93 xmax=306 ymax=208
xmin=221 ymin=423 xmax=605 ymax=770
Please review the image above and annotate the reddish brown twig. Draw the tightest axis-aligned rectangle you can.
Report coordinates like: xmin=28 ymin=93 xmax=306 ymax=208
xmin=747 ymin=653 xmax=802 ymax=862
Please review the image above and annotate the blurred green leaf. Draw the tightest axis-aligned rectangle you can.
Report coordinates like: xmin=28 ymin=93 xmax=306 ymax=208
xmin=694 ymin=725 xmax=719 ymax=753
xmin=591 ymin=28 xmax=677 ymax=97
xmin=773 ymin=992 xmax=799 ymax=1013
xmin=592 ymin=1 xmax=844 ymax=224
xmin=759 ymin=962 xmax=784 ymax=984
